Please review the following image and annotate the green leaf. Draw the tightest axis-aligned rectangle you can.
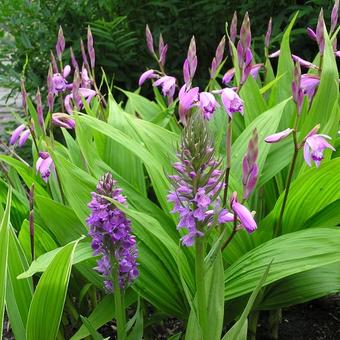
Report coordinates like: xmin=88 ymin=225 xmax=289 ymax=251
xmin=79 ymin=316 xmax=104 ymax=340
xmin=26 ymin=239 xmax=79 ymax=340
xmin=260 ymin=262 xmax=340 ymax=310
xmin=222 ymin=262 xmax=271 ymax=340
xmin=224 ymin=228 xmax=340 ymax=301
xmin=18 ymin=239 xmax=91 ymax=279
xmin=260 ymin=158 xmax=340 ymax=236
xmin=240 ymin=76 xmax=267 ymax=126
xmin=71 ymin=291 xmax=137 ymax=340
xmin=18 ymin=220 xmax=58 ymax=261
xmin=206 ymin=251 xmax=224 ymax=340
xmin=78 ymin=114 xmax=172 ymax=213
xmin=6 ymin=226 xmax=33 ymax=340
xmin=0 ymin=188 xmax=12 ymax=337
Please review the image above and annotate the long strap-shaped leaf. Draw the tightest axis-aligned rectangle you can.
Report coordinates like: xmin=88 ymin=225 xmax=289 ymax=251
xmin=26 ymin=239 xmax=79 ymax=340
xmin=0 ymin=187 xmax=12 ymax=337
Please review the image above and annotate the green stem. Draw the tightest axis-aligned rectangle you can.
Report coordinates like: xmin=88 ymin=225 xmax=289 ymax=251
xmin=221 ymin=211 xmax=238 ymax=252
xmin=195 ymin=239 xmax=207 ymax=339
xmin=112 ymin=265 xmax=126 ymax=340
xmin=222 ymin=118 xmax=232 ymax=207
xmin=273 ymin=131 xmax=299 ymax=237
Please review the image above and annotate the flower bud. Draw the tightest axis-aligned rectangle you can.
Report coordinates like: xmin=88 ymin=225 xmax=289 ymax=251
xmin=264 ymin=128 xmax=293 ymax=143
xmin=87 ymin=25 xmax=95 ymax=69
xmin=316 ymin=9 xmax=325 ymax=56
xmin=331 ymin=0 xmax=339 ymax=34
xmin=21 ymin=79 xmax=27 ymax=113
xmin=80 ymin=39 xmax=90 ymax=70
xmin=56 ymin=26 xmax=65 ymax=61
xmin=230 ymin=11 xmax=238 ymax=44
xmin=70 ymin=46 xmax=79 ymax=70
xmin=36 ymin=88 xmax=44 ymax=129
xmin=145 ymin=25 xmax=154 ymax=54
xmin=265 ymin=17 xmax=272 ymax=49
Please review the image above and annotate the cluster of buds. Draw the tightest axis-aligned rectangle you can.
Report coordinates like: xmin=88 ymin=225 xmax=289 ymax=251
xmin=223 ymin=13 xmax=262 ymax=86
xmin=48 ymin=26 xmax=96 ymax=125
xmin=87 ymin=173 xmax=139 ymax=291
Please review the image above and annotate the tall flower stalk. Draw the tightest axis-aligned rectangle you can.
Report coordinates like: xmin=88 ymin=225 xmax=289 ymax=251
xmin=87 ymin=173 xmax=139 ymax=339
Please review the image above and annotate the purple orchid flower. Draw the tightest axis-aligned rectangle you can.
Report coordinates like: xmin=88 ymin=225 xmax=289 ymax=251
xmin=51 ymin=65 xmax=72 ymax=95
xmin=221 ymin=88 xmax=244 ymax=118
xmin=265 ymin=128 xmax=294 ymax=144
xmin=303 ymin=126 xmax=335 ymax=167
xmin=269 ymin=50 xmax=318 ymax=70
xmin=230 ymin=192 xmax=257 ymax=233
xmin=300 ymin=74 xmax=320 ymax=101
xmin=178 ymin=85 xmax=199 ymax=125
xmin=52 ymin=113 xmax=75 ymax=129
xmin=36 ymin=152 xmax=54 ymax=182
xmin=10 ymin=124 xmax=31 ymax=147
xmin=138 ymin=69 xmax=156 ymax=86
xmin=198 ymin=92 xmax=218 ymax=120
xmin=222 ymin=68 xmax=236 ymax=84
xmin=64 ymin=88 xmax=96 ymax=114
xmin=153 ymin=75 xmax=176 ymax=100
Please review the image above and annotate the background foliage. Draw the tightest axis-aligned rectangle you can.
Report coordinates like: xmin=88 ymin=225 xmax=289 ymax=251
xmin=0 ymin=0 xmax=334 ymax=99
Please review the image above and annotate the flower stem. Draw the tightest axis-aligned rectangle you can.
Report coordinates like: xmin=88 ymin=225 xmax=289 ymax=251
xmin=273 ymin=131 xmax=299 ymax=237
xmin=195 ymin=238 xmax=207 ymax=338
xmin=222 ymin=118 xmax=232 ymax=207
xmin=221 ymin=211 xmax=238 ymax=251
xmin=112 ymin=263 xmax=126 ymax=340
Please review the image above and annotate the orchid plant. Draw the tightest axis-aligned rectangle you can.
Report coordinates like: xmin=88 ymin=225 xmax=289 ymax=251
xmin=0 ymin=2 xmax=340 ymax=340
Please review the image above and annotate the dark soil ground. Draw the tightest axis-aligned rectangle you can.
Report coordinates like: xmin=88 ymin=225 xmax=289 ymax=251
xmin=258 ymin=296 xmax=340 ymax=340
xmin=3 ymin=296 xmax=340 ymax=339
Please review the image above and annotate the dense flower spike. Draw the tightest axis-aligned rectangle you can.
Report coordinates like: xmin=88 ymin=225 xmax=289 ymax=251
xmin=167 ymin=114 xmax=229 ymax=246
xmin=36 ymin=152 xmax=54 ymax=182
xmin=10 ymin=124 xmax=31 ymax=147
xmin=87 ymin=173 xmax=139 ymax=291
xmin=230 ymin=192 xmax=257 ymax=233
xmin=303 ymin=126 xmax=335 ymax=167
xmin=221 ymin=88 xmax=244 ymax=118
xmin=242 ymin=129 xmax=259 ymax=200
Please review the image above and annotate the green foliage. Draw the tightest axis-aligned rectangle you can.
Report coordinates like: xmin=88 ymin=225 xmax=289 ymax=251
xmin=0 ymin=4 xmax=339 ymax=340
